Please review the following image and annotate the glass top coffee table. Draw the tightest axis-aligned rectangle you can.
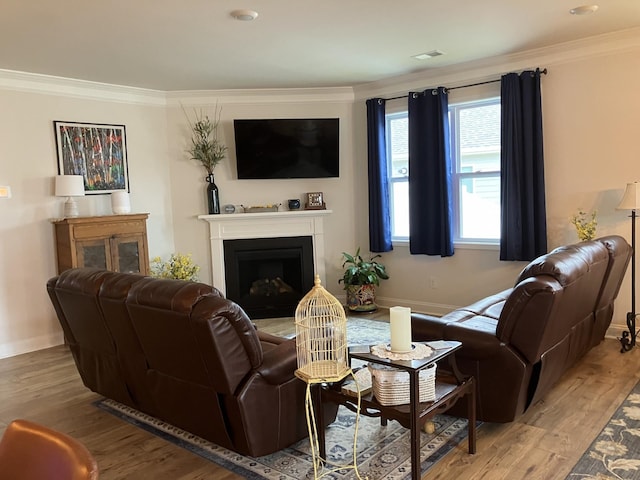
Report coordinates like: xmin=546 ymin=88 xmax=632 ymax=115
xmin=316 ymin=340 xmax=476 ymax=480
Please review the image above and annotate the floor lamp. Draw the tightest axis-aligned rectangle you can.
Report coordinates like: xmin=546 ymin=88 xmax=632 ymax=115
xmin=617 ymin=181 xmax=640 ymax=352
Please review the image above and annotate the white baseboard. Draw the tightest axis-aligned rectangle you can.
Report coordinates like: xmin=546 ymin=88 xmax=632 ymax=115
xmin=335 ymin=293 xmax=454 ymax=317
xmin=374 ymin=296 xmax=456 ymax=317
xmin=606 ymin=324 xmax=629 ymax=342
xmin=0 ymin=332 xmax=64 ymax=360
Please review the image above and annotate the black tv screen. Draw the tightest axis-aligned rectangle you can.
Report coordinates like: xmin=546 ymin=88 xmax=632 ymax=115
xmin=234 ymin=118 xmax=339 ymax=179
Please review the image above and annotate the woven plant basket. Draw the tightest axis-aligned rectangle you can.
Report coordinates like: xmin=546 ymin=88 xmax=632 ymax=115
xmin=295 ymin=274 xmax=349 ymax=382
xmin=369 ymin=363 xmax=437 ymax=406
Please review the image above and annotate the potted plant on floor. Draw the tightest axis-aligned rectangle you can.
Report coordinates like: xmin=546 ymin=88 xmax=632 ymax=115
xmin=339 ymin=248 xmax=389 ymax=312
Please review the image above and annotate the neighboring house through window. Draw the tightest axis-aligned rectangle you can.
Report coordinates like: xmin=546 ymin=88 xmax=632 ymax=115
xmin=386 ymin=96 xmax=501 ymax=245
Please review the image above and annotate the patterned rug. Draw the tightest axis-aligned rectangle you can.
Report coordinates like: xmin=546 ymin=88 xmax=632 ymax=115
xmin=263 ymin=315 xmax=394 ymax=345
xmin=565 ymin=379 xmax=640 ymax=479
xmin=97 ymin=399 xmax=473 ymax=480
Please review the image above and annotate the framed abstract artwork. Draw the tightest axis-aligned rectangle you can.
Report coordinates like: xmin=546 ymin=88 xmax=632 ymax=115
xmin=54 ymin=121 xmax=129 ymax=194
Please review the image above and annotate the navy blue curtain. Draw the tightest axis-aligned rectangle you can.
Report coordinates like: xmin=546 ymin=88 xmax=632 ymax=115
xmin=366 ymin=98 xmax=393 ymax=252
xmin=408 ymin=87 xmax=454 ymax=256
xmin=500 ymin=70 xmax=547 ymax=261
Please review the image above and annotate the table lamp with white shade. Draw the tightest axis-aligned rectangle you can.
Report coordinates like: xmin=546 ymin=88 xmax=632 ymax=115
xmin=55 ymin=175 xmax=85 ymax=218
xmin=617 ymin=181 xmax=640 ymax=352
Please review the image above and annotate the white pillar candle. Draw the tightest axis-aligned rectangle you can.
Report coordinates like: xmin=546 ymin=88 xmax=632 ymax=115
xmin=390 ymin=306 xmax=412 ymax=353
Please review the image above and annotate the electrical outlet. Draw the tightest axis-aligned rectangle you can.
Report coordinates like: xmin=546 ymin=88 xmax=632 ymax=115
xmin=0 ymin=186 xmax=11 ymax=198
xmin=429 ymin=276 xmax=439 ymax=289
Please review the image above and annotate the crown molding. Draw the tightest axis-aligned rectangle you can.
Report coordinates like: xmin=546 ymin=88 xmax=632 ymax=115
xmin=166 ymin=87 xmax=355 ymax=105
xmin=354 ymin=27 xmax=640 ymax=101
xmin=0 ymin=69 xmax=167 ymax=106
xmin=1 ymin=26 xmax=636 ymax=106
xmin=0 ymin=67 xmax=355 ymax=105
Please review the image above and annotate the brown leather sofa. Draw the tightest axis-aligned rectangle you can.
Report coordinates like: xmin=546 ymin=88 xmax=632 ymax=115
xmin=411 ymin=235 xmax=631 ymax=423
xmin=47 ymin=268 xmax=337 ymax=457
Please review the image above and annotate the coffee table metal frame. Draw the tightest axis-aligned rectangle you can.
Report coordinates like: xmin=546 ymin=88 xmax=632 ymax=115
xmin=317 ymin=340 xmax=476 ymax=480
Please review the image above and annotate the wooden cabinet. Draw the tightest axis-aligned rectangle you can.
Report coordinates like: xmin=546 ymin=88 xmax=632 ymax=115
xmin=54 ymin=214 xmax=150 ymax=275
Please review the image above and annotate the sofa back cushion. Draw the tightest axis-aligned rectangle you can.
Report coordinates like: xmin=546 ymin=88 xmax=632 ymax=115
xmin=125 ymin=277 xmax=261 ymax=395
xmin=97 ymin=271 xmax=156 ymax=412
xmin=591 ymin=236 xmax=632 ymax=343
xmin=190 ymin=295 xmax=264 ymax=393
xmin=497 ymin=240 xmax=609 ymax=363
xmin=46 ymin=268 xmax=136 ymax=406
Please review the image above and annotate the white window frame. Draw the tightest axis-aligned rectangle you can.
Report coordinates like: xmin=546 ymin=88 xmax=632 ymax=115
xmin=385 ymin=111 xmax=410 ymax=242
xmin=449 ymin=97 xmax=501 ymax=245
xmin=384 ymin=94 xmax=501 ymax=248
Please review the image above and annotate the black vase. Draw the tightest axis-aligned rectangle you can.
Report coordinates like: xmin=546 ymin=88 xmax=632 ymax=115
xmin=206 ymin=174 xmax=220 ymax=214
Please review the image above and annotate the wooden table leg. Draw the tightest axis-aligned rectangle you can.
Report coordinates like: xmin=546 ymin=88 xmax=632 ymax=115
xmin=467 ymin=377 xmax=476 ymax=454
xmin=409 ymin=370 xmax=420 ymax=480
xmin=315 ymin=385 xmax=327 ymax=459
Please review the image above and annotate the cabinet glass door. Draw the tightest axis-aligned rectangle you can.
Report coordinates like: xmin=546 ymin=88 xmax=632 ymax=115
xmin=77 ymin=240 xmax=109 ymax=269
xmin=115 ymin=237 xmax=141 ymax=273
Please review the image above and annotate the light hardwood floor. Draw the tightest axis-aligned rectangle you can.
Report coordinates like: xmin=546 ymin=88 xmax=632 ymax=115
xmin=1 ymin=323 xmax=639 ymax=479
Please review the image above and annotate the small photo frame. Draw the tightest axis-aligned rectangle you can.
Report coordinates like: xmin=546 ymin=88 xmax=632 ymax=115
xmin=305 ymin=192 xmax=326 ymax=210
xmin=54 ymin=121 xmax=129 ymax=194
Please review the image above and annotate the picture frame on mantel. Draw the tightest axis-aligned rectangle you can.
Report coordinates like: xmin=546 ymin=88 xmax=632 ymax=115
xmin=305 ymin=192 xmax=326 ymax=210
xmin=54 ymin=121 xmax=129 ymax=194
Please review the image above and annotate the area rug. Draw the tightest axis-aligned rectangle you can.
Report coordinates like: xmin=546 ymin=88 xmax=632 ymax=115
xmin=565 ymin=379 xmax=640 ymax=479
xmin=97 ymin=398 xmax=473 ymax=480
xmin=262 ymin=315 xmax=394 ymax=346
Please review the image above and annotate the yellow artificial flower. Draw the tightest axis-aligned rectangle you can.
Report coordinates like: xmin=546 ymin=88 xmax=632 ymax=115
xmin=150 ymin=253 xmax=200 ymax=281
xmin=571 ymin=210 xmax=597 ymax=242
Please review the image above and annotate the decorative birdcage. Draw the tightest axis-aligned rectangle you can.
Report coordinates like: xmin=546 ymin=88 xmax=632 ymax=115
xmin=295 ymin=274 xmax=349 ymax=382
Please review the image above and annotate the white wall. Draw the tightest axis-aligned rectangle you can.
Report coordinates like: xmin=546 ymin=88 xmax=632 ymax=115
xmin=164 ymin=90 xmax=359 ymax=296
xmin=0 ymin=78 xmax=175 ymax=358
xmin=1 ymin=28 xmax=638 ymax=358
xmin=353 ymin=29 xmax=640 ymax=337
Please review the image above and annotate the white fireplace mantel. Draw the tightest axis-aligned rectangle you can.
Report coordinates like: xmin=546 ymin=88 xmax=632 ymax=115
xmin=198 ymin=210 xmax=332 ymax=295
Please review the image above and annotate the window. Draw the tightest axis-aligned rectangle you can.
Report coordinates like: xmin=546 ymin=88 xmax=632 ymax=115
xmin=385 ymin=97 xmax=501 ymax=244
xmin=386 ymin=113 xmax=410 ymax=238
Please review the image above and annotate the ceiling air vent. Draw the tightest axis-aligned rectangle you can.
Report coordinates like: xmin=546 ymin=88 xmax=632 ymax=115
xmin=412 ymin=50 xmax=445 ymax=60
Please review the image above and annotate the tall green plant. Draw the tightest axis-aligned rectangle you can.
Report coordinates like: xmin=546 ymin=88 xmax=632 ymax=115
xmin=339 ymin=248 xmax=389 ymax=287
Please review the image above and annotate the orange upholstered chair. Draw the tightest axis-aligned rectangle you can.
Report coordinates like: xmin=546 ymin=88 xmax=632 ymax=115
xmin=0 ymin=419 xmax=98 ymax=480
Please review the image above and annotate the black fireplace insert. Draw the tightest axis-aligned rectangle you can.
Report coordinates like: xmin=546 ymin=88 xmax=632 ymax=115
xmin=223 ymin=236 xmax=315 ymax=319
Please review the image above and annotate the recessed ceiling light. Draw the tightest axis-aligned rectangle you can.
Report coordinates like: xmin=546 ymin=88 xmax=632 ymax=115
xmin=230 ymin=9 xmax=258 ymax=21
xmin=412 ymin=50 xmax=445 ymax=61
xmin=569 ymin=5 xmax=599 ymax=15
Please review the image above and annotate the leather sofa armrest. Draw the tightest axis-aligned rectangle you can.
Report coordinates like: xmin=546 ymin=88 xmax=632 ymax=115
xmin=255 ymin=337 xmax=299 ymax=385
xmin=411 ymin=314 xmax=451 ymax=341
xmin=445 ymin=320 xmax=505 ymax=360
xmin=257 ymin=329 xmax=289 ymax=347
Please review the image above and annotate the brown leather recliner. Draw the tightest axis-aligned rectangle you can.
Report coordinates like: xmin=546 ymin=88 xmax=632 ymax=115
xmin=411 ymin=235 xmax=631 ymax=423
xmin=0 ymin=419 xmax=98 ymax=480
xmin=47 ymin=268 xmax=337 ymax=457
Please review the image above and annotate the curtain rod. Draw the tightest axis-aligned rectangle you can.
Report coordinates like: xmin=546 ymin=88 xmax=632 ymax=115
xmin=383 ymin=68 xmax=547 ymax=101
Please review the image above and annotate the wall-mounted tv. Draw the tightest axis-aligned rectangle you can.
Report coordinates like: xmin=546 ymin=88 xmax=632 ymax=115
xmin=233 ymin=118 xmax=339 ymax=179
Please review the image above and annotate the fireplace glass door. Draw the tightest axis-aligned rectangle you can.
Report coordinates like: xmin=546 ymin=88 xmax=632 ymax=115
xmin=224 ymin=236 xmax=314 ymax=318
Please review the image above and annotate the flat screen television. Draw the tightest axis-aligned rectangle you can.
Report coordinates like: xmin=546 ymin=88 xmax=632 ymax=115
xmin=233 ymin=118 xmax=339 ymax=179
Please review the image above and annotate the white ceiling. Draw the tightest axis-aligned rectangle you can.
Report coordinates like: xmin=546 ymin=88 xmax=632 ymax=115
xmin=1 ymin=1 xmax=639 ymax=92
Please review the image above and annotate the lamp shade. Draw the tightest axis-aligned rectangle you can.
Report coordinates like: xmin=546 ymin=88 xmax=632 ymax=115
xmin=55 ymin=175 xmax=85 ymax=197
xmin=617 ymin=182 xmax=640 ymax=211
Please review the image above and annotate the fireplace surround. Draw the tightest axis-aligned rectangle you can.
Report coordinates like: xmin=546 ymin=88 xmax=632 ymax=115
xmin=198 ymin=210 xmax=332 ymax=299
